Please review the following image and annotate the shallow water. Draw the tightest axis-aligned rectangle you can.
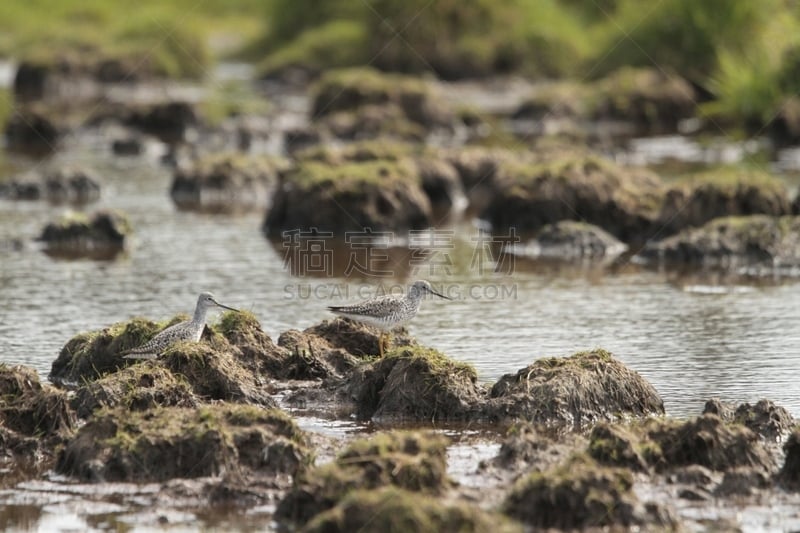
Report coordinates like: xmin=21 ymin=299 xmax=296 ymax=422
xmin=2 ymin=141 xmax=800 ymax=420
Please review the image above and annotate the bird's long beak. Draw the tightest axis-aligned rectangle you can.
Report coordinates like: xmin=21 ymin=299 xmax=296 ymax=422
xmin=427 ymin=287 xmax=452 ymax=300
xmin=213 ymin=300 xmax=240 ymax=312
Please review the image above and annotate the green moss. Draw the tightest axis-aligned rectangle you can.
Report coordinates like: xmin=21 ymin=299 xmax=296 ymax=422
xmin=384 ymin=345 xmax=478 ymax=384
xmin=593 ymin=0 xmax=778 ymax=83
xmin=288 ymin=159 xmax=418 ymax=190
xmin=215 ymin=310 xmax=261 ymax=338
xmin=504 ymin=453 xmax=637 ymax=529
xmin=0 ymin=1 xmax=264 ymax=74
xmin=311 ymin=67 xmax=432 ymax=118
xmin=295 ymin=140 xmax=420 ymax=164
xmin=199 ymin=82 xmax=271 ymax=126
xmin=279 ymin=430 xmax=451 ymax=526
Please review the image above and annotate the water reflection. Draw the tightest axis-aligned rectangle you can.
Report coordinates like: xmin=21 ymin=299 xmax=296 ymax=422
xmin=0 ymin=505 xmax=41 ymax=532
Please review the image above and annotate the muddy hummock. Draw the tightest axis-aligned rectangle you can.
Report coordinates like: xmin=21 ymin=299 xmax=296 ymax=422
xmin=276 ymin=430 xmax=450 ymax=528
xmin=304 ymin=486 xmax=522 ymax=533
xmin=263 ymin=158 xmax=433 ymax=235
xmin=57 ymin=404 xmax=310 ymax=483
xmin=38 ymin=210 xmax=132 ymax=259
xmin=0 ymin=365 xmax=74 ymax=472
xmin=637 ymin=215 xmax=800 ymax=270
xmin=486 ymin=349 xmax=664 ymax=428
xmin=170 ymin=153 xmax=286 ymax=213
xmin=503 ymin=454 xmax=677 ymax=530
xmin=514 ymin=67 xmax=696 ymax=135
xmin=505 ymin=220 xmax=628 ymax=260
xmin=657 ymin=169 xmax=791 ymax=236
xmin=311 ymin=67 xmax=455 ymax=141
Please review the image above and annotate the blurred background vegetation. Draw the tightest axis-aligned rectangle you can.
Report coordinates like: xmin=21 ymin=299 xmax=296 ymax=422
xmin=3 ymin=0 xmax=800 ymax=133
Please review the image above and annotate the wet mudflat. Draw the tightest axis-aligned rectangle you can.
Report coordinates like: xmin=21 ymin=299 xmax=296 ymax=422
xmin=3 ymin=70 xmax=800 ymax=531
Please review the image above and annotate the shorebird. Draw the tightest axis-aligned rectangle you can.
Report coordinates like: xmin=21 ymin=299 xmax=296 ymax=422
xmin=123 ymin=292 xmax=239 ymax=360
xmin=327 ymin=280 xmax=451 ymax=357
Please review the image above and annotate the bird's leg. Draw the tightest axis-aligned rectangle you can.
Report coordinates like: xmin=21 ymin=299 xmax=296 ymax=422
xmin=379 ymin=332 xmax=385 ymax=358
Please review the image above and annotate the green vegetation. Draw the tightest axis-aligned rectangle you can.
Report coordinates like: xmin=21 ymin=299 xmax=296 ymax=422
xmin=288 ymin=159 xmax=419 ymax=189
xmin=4 ymin=0 xmax=800 ymax=132
xmin=0 ymin=0 xmax=267 ymax=78
xmin=304 ymin=486 xmax=522 ymax=533
xmin=277 ymin=431 xmax=452 ymax=527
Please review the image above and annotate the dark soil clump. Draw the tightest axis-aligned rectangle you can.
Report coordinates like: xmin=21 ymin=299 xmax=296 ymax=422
xmin=303 ymin=486 xmax=522 ymax=533
xmin=276 ymin=430 xmax=450 ymax=527
xmin=503 ymin=455 xmax=676 ymax=529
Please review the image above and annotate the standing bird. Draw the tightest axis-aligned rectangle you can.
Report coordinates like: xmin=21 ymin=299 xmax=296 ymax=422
xmin=123 ymin=292 xmax=239 ymax=360
xmin=327 ymin=280 xmax=451 ymax=357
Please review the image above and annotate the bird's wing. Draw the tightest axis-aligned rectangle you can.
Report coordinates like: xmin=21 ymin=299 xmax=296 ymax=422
xmin=328 ymin=295 xmax=404 ymax=319
xmin=120 ymin=322 xmax=179 ymax=359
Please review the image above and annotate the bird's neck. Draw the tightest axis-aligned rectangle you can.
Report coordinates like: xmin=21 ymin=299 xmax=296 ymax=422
xmin=192 ymin=306 xmax=207 ymax=324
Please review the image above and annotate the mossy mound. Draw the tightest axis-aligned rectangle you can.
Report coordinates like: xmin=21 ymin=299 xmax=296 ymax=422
xmin=170 ymin=153 xmax=286 ymax=214
xmin=322 ymin=105 xmax=428 ymax=142
xmin=591 ymin=415 xmax=776 ymax=475
xmin=311 ymin=67 xmax=453 ymax=130
xmin=503 ymin=455 xmax=676 ymax=530
xmin=637 ymin=215 xmax=800 ymax=268
xmin=72 ymin=364 xmax=196 ymax=418
xmin=293 ymin=142 xmax=462 ymax=215
xmin=482 ymin=155 xmax=665 ymax=243
xmin=51 ymin=311 xmax=288 ymax=405
xmin=57 ymin=404 xmax=309 ymax=483
xmin=50 ymin=316 xmax=177 ymax=385
xmin=0 ymin=365 xmax=74 ymax=449
xmin=513 ymin=81 xmax=590 ymax=120
xmin=263 ymin=159 xmax=432 ymax=235
xmin=38 ymin=209 xmax=131 ymax=259
xmin=590 ymin=67 xmax=697 ymax=132
xmin=276 ymin=430 xmax=450 ymax=527
xmin=303 ymin=486 xmax=522 ymax=533
xmin=658 ymin=169 xmax=791 ymax=235
xmin=347 ymin=346 xmax=483 ymax=422
xmin=486 ymin=349 xmax=664 ymax=428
